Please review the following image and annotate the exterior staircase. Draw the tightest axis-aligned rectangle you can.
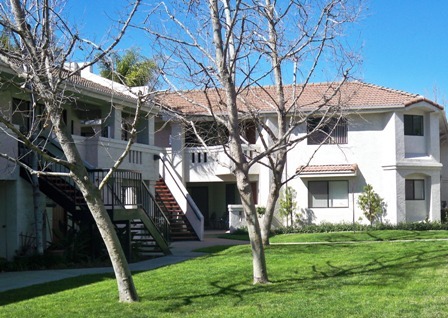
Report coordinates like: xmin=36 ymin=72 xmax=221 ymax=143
xmin=18 ymin=140 xmax=171 ymax=258
xmin=155 ymin=178 xmax=199 ymax=241
xmin=130 ymin=220 xmax=165 ymax=256
xmin=38 ymin=174 xmax=90 ymax=220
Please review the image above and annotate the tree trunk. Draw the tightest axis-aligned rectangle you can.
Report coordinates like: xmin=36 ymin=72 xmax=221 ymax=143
xmin=260 ymin=0 xmax=288 ymax=246
xmin=31 ymin=152 xmax=44 ymax=255
xmin=235 ymin=169 xmax=269 ymax=284
xmin=209 ymin=0 xmax=269 ymax=283
xmin=52 ymin=119 xmax=139 ymax=302
xmin=261 ymin=150 xmax=287 ymax=246
xmin=261 ymin=179 xmax=280 ymax=246
xmin=73 ymin=173 xmax=139 ymax=302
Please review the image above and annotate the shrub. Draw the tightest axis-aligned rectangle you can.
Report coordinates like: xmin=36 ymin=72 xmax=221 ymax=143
xmin=272 ymin=221 xmax=448 ymax=235
xmin=278 ymin=186 xmax=297 ymax=227
xmin=358 ymin=184 xmax=386 ymax=225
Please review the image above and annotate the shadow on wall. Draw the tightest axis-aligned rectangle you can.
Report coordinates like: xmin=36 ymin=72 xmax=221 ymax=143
xmin=297 ymin=208 xmax=316 ymax=225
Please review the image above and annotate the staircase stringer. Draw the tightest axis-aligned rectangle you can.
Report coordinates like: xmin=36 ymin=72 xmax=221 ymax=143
xmin=136 ymin=209 xmax=171 ymax=255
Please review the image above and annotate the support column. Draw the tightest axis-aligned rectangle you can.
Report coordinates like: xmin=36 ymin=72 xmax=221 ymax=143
xmin=429 ymin=172 xmax=441 ymax=221
xmin=111 ymin=105 xmax=123 ymax=140
xmin=170 ymin=122 xmax=185 ymax=182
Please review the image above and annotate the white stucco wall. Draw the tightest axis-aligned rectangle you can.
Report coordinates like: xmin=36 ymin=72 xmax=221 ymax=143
xmin=0 ymin=126 xmax=19 ymax=180
xmin=154 ymin=120 xmax=171 ymax=147
xmin=0 ymin=179 xmax=36 ymax=260
xmin=276 ymin=112 xmax=391 ymax=224
xmin=260 ymin=107 xmax=444 ymax=226
xmin=166 ymin=101 xmax=446 ymax=228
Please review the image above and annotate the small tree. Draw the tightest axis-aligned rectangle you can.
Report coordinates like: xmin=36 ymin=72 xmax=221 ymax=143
xmin=357 ymin=184 xmax=385 ymax=226
xmin=278 ymin=186 xmax=297 ymax=227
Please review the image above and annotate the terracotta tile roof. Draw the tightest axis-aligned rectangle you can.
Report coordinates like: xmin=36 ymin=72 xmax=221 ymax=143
xmin=66 ymin=72 xmax=137 ymax=103
xmin=155 ymin=82 xmax=442 ymax=115
xmin=297 ymin=164 xmax=358 ymax=175
xmin=0 ymin=60 xmax=137 ymax=103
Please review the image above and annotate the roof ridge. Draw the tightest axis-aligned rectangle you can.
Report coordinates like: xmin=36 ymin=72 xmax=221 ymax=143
xmin=355 ymin=81 xmax=420 ymax=98
xmin=158 ymin=81 xmax=421 ymax=97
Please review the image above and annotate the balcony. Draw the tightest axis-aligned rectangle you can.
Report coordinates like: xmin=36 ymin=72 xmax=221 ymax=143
xmin=177 ymin=144 xmax=260 ymax=182
xmin=72 ymin=135 xmax=161 ymax=181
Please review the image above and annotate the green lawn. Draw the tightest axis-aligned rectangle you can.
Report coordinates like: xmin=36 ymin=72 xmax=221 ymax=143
xmin=269 ymin=230 xmax=448 ymax=243
xmin=2 ymin=232 xmax=448 ymax=317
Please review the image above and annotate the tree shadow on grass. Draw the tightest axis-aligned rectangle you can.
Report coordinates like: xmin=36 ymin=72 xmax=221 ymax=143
xmin=150 ymin=244 xmax=448 ymax=314
xmin=0 ymin=273 xmax=115 ymax=306
xmin=276 ymin=244 xmax=448 ymax=292
xmin=2 ymin=243 xmax=447 ymax=312
xmin=365 ymin=231 xmax=384 ymax=241
xmin=193 ymin=245 xmax=238 ymax=254
xmin=0 ymin=246 xmax=248 ymax=307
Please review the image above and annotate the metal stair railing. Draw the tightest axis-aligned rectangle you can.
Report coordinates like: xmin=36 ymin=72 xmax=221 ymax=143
xmin=18 ymin=141 xmax=85 ymax=211
xmin=19 ymin=138 xmax=171 ymax=248
xmin=141 ymin=181 xmax=171 ymax=243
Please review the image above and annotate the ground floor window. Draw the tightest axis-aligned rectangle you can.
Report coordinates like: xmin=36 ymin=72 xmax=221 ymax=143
xmin=405 ymin=179 xmax=425 ymax=200
xmin=308 ymin=180 xmax=349 ymax=208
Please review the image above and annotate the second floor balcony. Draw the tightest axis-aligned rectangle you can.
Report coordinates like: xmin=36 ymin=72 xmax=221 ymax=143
xmin=72 ymin=134 xmax=161 ymax=182
xmin=166 ymin=144 xmax=260 ymax=183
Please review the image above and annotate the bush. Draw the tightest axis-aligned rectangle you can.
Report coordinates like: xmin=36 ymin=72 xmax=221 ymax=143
xmin=358 ymin=184 xmax=386 ymax=226
xmin=272 ymin=221 xmax=448 ymax=235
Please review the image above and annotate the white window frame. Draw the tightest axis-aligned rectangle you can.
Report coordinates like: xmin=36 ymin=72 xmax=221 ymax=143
xmin=308 ymin=180 xmax=349 ymax=208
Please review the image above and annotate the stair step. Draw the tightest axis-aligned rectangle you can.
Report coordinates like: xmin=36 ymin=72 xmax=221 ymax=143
xmin=135 ymin=238 xmax=158 ymax=243
xmin=156 ymin=177 xmax=198 ymax=241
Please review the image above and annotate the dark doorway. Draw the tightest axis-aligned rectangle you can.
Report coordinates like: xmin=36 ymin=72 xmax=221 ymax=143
xmin=226 ymin=183 xmax=238 ymax=207
xmin=188 ymin=186 xmax=210 ymax=227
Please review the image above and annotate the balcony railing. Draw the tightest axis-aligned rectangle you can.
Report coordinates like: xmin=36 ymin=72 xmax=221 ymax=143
xmin=180 ymin=144 xmax=260 ymax=181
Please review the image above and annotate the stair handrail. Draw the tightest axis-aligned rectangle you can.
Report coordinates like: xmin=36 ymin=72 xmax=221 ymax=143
xmin=32 ymin=136 xmax=129 ymax=211
xmin=156 ymin=152 xmax=204 ymax=240
xmin=140 ymin=181 xmax=171 ymax=243
xmin=20 ymin=139 xmax=172 ymax=252
xmin=18 ymin=141 xmax=83 ymax=209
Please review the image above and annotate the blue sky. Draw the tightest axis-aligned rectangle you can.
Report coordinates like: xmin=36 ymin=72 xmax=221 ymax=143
xmin=74 ymin=0 xmax=448 ymax=103
xmin=359 ymin=1 xmax=448 ymax=103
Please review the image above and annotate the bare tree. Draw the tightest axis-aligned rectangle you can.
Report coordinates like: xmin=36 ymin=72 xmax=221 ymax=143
xmin=256 ymin=0 xmax=361 ymax=245
xmin=0 ymin=0 xmax=145 ymax=302
xmin=142 ymin=0 xmax=361 ymax=283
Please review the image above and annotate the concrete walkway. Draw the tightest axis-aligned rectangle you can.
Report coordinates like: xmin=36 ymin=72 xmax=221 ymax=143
xmin=0 ymin=231 xmax=247 ymax=293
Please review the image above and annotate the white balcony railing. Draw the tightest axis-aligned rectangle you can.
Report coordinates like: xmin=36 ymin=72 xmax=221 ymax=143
xmin=72 ymin=135 xmax=160 ymax=181
xmin=182 ymin=144 xmax=260 ymax=182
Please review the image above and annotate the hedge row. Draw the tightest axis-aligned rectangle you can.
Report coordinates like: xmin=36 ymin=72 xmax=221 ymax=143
xmin=272 ymin=221 xmax=448 ymax=234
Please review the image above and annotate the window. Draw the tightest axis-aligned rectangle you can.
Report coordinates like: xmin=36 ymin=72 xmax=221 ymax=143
xmin=239 ymin=120 xmax=257 ymax=144
xmin=404 ymin=115 xmax=424 ymax=136
xmin=405 ymin=179 xmax=425 ymax=200
xmin=185 ymin=122 xmax=229 ymax=146
xmin=308 ymin=180 xmax=349 ymax=208
xmin=307 ymin=117 xmax=348 ymax=145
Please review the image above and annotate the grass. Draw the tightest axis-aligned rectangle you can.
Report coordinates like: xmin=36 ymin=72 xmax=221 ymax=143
xmin=2 ymin=231 xmax=448 ymax=317
xmin=218 ymin=229 xmax=448 ymax=243
xmin=269 ymin=229 xmax=448 ymax=243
